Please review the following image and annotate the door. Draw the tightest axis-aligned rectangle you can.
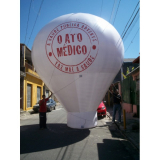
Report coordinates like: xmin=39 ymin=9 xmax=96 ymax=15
xmin=27 ymin=84 xmax=32 ymax=108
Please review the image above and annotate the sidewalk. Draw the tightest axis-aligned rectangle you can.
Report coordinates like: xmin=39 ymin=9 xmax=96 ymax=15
xmin=106 ymin=106 xmax=140 ymax=151
xmin=20 ymin=108 xmax=33 ymax=119
xmin=20 ymin=102 xmax=61 ymax=118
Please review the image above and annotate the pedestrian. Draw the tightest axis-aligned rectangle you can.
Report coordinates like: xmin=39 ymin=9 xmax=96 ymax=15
xmin=39 ymin=92 xmax=53 ymax=130
xmin=110 ymin=85 xmax=122 ymax=123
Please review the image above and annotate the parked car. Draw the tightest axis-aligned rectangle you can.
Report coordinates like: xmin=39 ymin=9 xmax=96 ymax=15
xmin=33 ymin=98 xmax=56 ymax=112
xmin=97 ymin=101 xmax=107 ymax=117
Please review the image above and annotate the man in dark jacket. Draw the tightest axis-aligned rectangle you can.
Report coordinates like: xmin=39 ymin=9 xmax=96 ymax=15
xmin=110 ymin=86 xmax=122 ymax=123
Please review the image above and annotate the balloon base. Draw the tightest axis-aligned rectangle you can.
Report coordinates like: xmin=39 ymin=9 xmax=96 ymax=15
xmin=67 ymin=111 xmax=97 ymax=129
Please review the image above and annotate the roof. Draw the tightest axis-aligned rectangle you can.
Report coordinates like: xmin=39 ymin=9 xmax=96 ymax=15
xmin=20 ymin=43 xmax=31 ymax=51
xmin=133 ymin=56 xmax=140 ymax=64
xmin=123 ymin=58 xmax=135 ymax=62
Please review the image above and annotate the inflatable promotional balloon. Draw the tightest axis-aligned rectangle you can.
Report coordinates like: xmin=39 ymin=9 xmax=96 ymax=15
xmin=32 ymin=13 xmax=124 ymax=129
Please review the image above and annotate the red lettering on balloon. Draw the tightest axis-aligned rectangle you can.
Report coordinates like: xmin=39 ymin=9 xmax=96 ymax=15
xmin=65 ymin=34 xmax=70 ymax=44
xmin=46 ymin=21 xmax=99 ymax=74
xmin=82 ymin=45 xmax=87 ymax=55
xmin=65 ymin=67 xmax=68 ymax=72
xmin=57 ymin=48 xmax=63 ymax=57
xmin=73 ymin=45 xmax=76 ymax=55
xmin=76 ymin=45 xmax=81 ymax=54
xmin=63 ymin=46 xmax=67 ymax=56
xmin=57 ymin=35 xmax=62 ymax=44
xmin=70 ymin=34 xmax=75 ymax=42
xmin=77 ymin=33 xmax=82 ymax=42
xmin=68 ymin=45 xmax=72 ymax=55
xmin=76 ymin=66 xmax=79 ymax=72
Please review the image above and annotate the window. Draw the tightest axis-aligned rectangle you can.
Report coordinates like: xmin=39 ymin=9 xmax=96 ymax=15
xmin=46 ymin=90 xmax=49 ymax=98
xmin=37 ymin=87 xmax=41 ymax=103
xmin=27 ymin=84 xmax=32 ymax=108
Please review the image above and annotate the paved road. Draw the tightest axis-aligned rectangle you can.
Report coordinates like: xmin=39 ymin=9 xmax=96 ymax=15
xmin=20 ymin=106 xmax=139 ymax=160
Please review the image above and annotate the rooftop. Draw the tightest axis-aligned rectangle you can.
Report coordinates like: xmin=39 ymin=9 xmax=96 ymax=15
xmin=123 ymin=58 xmax=135 ymax=62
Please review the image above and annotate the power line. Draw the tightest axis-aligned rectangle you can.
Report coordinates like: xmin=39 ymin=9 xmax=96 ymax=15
xmin=125 ymin=28 xmax=139 ymax=54
xmin=24 ymin=0 xmax=32 ymax=44
xmin=123 ymin=15 xmax=139 ymax=43
xmin=121 ymin=1 xmax=140 ymax=38
xmin=27 ymin=0 xmax=44 ymax=46
xmin=121 ymin=8 xmax=139 ymax=40
xmin=116 ymin=6 xmax=140 ymax=48
xmin=100 ymin=0 xmax=104 ymax=17
xmin=109 ymin=0 xmax=117 ymax=23
xmin=112 ymin=0 xmax=121 ymax=25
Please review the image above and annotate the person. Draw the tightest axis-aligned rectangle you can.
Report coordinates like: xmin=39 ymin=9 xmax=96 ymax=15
xmin=39 ymin=92 xmax=53 ymax=129
xmin=110 ymin=85 xmax=122 ymax=123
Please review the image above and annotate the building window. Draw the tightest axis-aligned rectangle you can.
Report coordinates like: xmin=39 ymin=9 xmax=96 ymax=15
xmin=46 ymin=90 xmax=49 ymax=98
xmin=27 ymin=84 xmax=32 ymax=108
xmin=37 ymin=87 xmax=41 ymax=103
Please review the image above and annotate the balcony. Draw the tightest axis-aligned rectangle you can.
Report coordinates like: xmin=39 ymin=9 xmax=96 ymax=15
xmin=25 ymin=62 xmax=40 ymax=78
xmin=25 ymin=62 xmax=35 ymax=71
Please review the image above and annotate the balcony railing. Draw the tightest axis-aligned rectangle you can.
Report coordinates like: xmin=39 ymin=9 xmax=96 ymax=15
xmin=25 ymin=62 xmax=35 ymax=71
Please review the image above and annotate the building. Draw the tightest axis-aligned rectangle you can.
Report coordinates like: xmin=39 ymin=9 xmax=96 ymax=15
xmin=104 ymin=58 xmax=140 ymax=109
xmin=125 ymin=56 xmax=140 ymax=117
xmin=113 ymin=58 xmax=139 ymax=83
xmin=20 ymin=44 xmax=55 ymax=111
xmin=109 ymin=56 xmax=140 ymax=117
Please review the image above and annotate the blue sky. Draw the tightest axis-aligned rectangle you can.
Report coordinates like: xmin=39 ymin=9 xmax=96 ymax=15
xmin=20 ymin=0 xmax=140 ymax=58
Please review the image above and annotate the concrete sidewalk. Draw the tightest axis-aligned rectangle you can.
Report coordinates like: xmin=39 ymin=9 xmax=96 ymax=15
xmin=106 ymin=106 xmax=140 ymax=151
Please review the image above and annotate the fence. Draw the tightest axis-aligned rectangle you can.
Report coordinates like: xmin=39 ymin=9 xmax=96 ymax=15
xmin=25 ymin=62 xmax=35 ymax=71
xmin=121 ymin=76 xmax=139 ymax=117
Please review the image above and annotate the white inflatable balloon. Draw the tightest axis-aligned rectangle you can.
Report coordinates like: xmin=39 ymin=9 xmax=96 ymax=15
xmin=32 ymin=13 xmax=124 ymax=129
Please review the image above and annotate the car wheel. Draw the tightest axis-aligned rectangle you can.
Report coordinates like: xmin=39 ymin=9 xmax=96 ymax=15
xmin=50 ymin=108 xmax=52 ymax=112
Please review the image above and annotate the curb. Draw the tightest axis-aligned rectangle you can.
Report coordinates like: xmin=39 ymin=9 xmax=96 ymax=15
xmin=114 ymin=122 xmax=139 ymax=151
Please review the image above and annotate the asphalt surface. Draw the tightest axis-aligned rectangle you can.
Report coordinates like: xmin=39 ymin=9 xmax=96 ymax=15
xmin=20 ymin=106 xmax=139 ymax=160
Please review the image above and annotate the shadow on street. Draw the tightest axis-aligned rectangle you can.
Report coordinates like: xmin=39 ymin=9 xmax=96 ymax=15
xmin=20 ymin=123 xmax=90 ymax=154
xmin=97 ymin=139 xmax=138 ymax=160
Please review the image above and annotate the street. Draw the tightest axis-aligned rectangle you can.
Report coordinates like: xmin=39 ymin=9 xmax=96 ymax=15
xmin=20 ymin=105 xmax=139 ymax=160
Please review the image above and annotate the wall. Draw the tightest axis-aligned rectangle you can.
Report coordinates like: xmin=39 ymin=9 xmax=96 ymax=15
xmin=133 ymin=104 xmax=137 ymax=113
xmin=122 ymin=103 xmax=132 ymax=112
xmin=23 ymin=73 xmax=44 ymax=111
xmin=122 ymin=103 xmax=137 ymax=113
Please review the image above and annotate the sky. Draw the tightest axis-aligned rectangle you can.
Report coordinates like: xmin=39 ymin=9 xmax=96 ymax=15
xmin=20 ymin=0 xmax=140 ymax=59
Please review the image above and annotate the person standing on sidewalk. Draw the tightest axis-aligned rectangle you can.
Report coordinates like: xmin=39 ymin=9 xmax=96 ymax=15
xmin=39 ymin=92 xmax=53 ymax=129
xmin=110 ymin=85 xmax=122 ymax=123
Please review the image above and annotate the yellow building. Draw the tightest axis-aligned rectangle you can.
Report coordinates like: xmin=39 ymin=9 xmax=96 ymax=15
xmin=24 ymin=65 xmax=44 ymax=111
xmin=20 ymin=44 xmax=44 ymax=111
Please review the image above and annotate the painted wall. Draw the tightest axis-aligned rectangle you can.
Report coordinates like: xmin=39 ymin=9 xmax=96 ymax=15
xmin=23 ymin=70 xmax=44 ymax=111
xmin=122 ymin=103 xmax=133 ymax=113
xmin=133 ymin=104 xmax=137 ymax=113
xmin=119 ymin=83 xmax=138 ymax=114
